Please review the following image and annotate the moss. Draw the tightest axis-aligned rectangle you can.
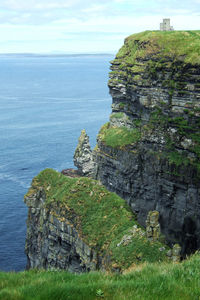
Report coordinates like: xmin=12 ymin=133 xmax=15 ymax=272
xmin=131 ymin=65 xmax=145 ymax=73
xmin=166 ymin=151 xmax=190 ymax=167
xmin=27 ymin=168 xmax=169 ymax=270
xmin=133 ymin=119 xmax=142 ymax=127
xmin=147 ymin=108 xmax=200 ymax=178
xmin=118 ymin=102 xmax=126 ymax=109
xmin=133 ymin=75 xmax=142 ymax=81
xmin=108 ymin=78 xmax=124 ymax=85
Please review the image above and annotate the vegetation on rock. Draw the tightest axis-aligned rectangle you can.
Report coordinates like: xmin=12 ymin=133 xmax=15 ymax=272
xmin=26 ymin=168 xmax=169 ymax=271
xmin=115 ymin=30 xmax=200 ymax=65
xmin=97 ymin=122 xmax=141 ymax=149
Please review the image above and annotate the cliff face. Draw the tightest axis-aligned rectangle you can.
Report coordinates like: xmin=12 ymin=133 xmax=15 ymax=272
xmin=25 ymin=187 xmax=97 ymax=272
xmin=92 ymin=31 xmax=200 ymax=256
xmin=25 ymin=31 xmax=200 ymax=271
xmin=24 ymin=169 xmax=169 ymax=272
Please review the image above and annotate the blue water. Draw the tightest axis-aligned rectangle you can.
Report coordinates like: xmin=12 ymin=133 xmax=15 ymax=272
xmin=0 ymin=54 xmax=113 ymax=271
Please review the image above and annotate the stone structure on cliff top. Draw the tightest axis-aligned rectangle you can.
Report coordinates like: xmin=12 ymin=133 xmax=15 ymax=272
xmin=160 ymin=18 xmax=174 ymax=31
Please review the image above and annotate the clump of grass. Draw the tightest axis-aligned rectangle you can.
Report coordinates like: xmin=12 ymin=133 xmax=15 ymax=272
xmin=98 ymin=122 xmax=141 ymax=148
xmin=1 ymin=252 xmax=200 ymax=299
xmin=110 ymin=112 xmax=125 ymax=119
xmin=25 ymin=169 xmax=168 ymax=271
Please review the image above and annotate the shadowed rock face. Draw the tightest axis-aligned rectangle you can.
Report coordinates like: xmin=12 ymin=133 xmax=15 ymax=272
xmin=61 ymin=168 xmax=80 ymax=178
xmin=24 ymin=188 xmax=98 ymax=272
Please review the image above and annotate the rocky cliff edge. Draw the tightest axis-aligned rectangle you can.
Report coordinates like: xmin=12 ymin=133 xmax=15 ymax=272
xmin=24 ymin=169 xmax=169 ymax=272
xmin=91 ymin=31 xmax=200 ymax=256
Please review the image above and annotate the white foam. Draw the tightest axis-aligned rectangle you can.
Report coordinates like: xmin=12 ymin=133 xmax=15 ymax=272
xmin=0 ymin=173 xmax=30 ymax=189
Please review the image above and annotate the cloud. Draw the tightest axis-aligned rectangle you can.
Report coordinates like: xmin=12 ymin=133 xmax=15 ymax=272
xmin=82 ymin=4 xmax=108 ymax=14
xmin=0 ymin=0 xmax=199 ymax=25
xmin=0 ymin=0 xmax=112 ymax=11
xmin=0 ymin=0 xmax=79 ymax=11
xmin=0 ymin=0 xmax=199 ymax=53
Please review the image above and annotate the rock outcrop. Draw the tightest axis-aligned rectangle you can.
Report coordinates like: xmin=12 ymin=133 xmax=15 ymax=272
xmin=79 ymin=31 xmax=200 ymax=257
xmin=73 ymin=129 xmax=95 ymax=177
xmin=146 ymin=211 xmax=160 ymax=242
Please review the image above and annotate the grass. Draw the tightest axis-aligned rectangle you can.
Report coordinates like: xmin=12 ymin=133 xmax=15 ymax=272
xmin=115 ymin=30 xmax=200 ymax=65
xmin=1 ymin=252 xmax=200 ymax=299
xmin=109 ymin=31 xmax=200 ymax=88
xmin=110 ymin=112 xmax=125 ymax=119
xmin=25 ymin=168 xmax=169 ymax=271
xmin=98 ymin=122 xmax=141 ymax=148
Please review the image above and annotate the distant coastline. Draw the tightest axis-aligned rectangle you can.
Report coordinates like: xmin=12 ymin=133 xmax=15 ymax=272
xmin=0 ymin=53 xmax=114 ymax=58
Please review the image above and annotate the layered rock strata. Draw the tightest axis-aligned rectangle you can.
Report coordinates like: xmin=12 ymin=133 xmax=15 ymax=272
xmin=24 ymin=187 xmax=97 ymax=272
xmin=77 ymin=31 xmax=200 ymax=256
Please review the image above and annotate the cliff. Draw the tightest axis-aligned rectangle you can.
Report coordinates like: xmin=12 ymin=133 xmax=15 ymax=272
xmin=25 ymin=30 xmax=200 ymax=272
xmin=91 ymin=31 xmax=200 ymax=256
xmin=24 ymin=169 xmax=168 ymax=272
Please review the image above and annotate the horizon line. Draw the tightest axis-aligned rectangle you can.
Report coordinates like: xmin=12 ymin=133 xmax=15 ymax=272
xmin=0 ymin=52 xmax=115 ymax=56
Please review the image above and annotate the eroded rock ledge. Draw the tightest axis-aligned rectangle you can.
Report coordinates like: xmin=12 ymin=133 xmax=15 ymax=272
xmin=24 ymin=169 xmax=169 ymax=272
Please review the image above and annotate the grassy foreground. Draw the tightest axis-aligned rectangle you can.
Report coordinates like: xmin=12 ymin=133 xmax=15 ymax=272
xmin=1 ymin=252 xmax=200 ymax=300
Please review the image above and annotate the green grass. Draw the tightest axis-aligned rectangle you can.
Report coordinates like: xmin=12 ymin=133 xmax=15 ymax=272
xmin=98 ymin=122 xmax=141 ymax=148
xmin=115 ymin=30 xmax=200 ymax=65
xmin=1 ymin=252 xmax=200 ymax=299
xmin=25 ymin=169 xmax=168 ymax=271
xmin=110 ymin=112 xmax=125 ymax=119
xmin=109 ymin=31 xmax=200 ymax=87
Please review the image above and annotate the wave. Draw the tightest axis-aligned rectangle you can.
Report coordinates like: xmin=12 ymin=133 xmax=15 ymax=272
xmin=0 ymin=95 xmax=110 ymax=102
xmin=0 ymin=173 xmax=30 ymax=189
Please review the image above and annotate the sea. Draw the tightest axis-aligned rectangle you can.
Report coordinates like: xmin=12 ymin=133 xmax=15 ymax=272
xmin=0 ymin=53 xmax=113 ymax=271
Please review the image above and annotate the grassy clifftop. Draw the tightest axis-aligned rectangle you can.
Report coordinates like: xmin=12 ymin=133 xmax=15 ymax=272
xmin=115 ymin=30 xmax=200 ymax=65
xmin=26 ymin=168 xmax=169 ymax=271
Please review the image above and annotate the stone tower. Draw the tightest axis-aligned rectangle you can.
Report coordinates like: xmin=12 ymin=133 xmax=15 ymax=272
xmin=160 ymin=18 xmax=174 ymax=31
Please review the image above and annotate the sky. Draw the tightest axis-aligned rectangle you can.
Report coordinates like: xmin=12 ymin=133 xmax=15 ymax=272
xmin=0 ymin=0 xmax=199 ymax=54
